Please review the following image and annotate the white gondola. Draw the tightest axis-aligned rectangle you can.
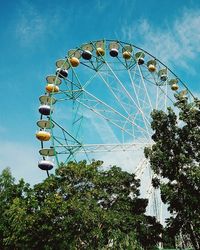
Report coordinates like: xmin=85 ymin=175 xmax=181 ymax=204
xmin=110 ymin=48 xmax=118 ymax=57
xmin=158 ymin=69 xmax=168 ymax=81
xmin=135 ymin=51 xmax=145 ymax=65
xmin=82 ymin=50 xmax=92 ymax=60
xmin=109 ymin=41 xmax=119 ymax=57
xmin=38 ymin=160 xmax=54 ymax=171
xmin=56 ymin=68 xmax=68 ymax=78
xmin=39 ymin=104 xmax=51 ymax=116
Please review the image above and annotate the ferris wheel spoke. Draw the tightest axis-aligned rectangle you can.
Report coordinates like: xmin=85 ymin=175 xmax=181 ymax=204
xmin=146 ymin=185 xmax=154 ymax=214
xmin=134 ymin=158 xmax=149 ymax=179
xmin=80 ymin=90 xmax=150 ymax=138
xmin=81 ymin=71 xmax=100 ymax=90
xmin=51 ymin=118 xmax=82 ymax=145
xmin=74 ymin=98 xmax=139 ymax=138
xmin=136 ymin=64 xmax=154 ymax=110
xmin=129 ymin=66 xmax=154 ymax=116
xmin=97 ymin=71 xmax=131 ymax=117
xmin=102 ymin=60 xmax=152 ymax=141
xmin=81 ymin=88 xmax=151 ymax=139
xmin=80 ymin=61 xmax=97 ymax=71
xmin=164 ymin=82 xmax=168 ymax=112
xmin=127 ymin=68 xmax=152 ymax=138
xmin=52 ymin=136 xmax=79 ymax=158
xmin=158 ymin=83 xmax=174 ymax=107
xmin=104 ymin=61 xmax=152 ymax=131
xmin=152 ymin=189 xmax=161 ymax=220
xmin=156 ymin=84 xmax=159 ymax=110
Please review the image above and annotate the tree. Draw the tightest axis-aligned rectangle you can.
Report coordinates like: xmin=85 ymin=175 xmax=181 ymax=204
xmin=0 ymin=161 xmax=162 ymax=249
xmin=0 ymin=168 xmax=14 ymax=248
xmin=0 ymin=167 xmax=30 ymax=249
xmin=144 ymin=93 xmax=200 ymax=249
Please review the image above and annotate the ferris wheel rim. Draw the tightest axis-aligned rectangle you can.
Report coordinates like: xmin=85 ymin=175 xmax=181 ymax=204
xmin=40 ymin=38 xmax=195 ymax=164
xmin=58 ymin=38 xmax=194 ymax=98
xmin=37 ymin=38 xmax=195 ymax=223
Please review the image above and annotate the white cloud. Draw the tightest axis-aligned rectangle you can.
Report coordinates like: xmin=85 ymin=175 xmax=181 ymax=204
xmin=15 ymin=1 xmax=69 ymax=46
xmin=15 ymin=1 xmax=46 ymax=45
xmin=89 ymin=115 xmax=120 ymax=144
xmin=96 ymin=0 xmax=109 ymax=11
xmin=121 ymin=9 xmax=200 ymax=70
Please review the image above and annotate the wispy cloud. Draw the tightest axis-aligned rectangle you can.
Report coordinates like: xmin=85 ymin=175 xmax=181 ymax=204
xmin=121 ymin=9 xmax=200 ymax=70
xmin=15 ymin=1 xmax=70 ymax=46
xmin=88 ymin=115 xmax=120 ymax=144
xmin=15 ymin=1 xmax=47 ymax=45
xmin=96 ymin=0 xmax=109 ymax=12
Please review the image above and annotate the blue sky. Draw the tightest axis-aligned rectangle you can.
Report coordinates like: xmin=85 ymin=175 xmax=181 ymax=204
xmin=0 ymin=0 xmax=200 ymax=185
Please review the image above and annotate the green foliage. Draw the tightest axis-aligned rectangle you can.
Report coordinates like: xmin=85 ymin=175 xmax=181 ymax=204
xmin=0 ymin=168 xmax=30 ymax=249
xmin=0 ymin=161 xmax=162 ymax=249
xmin=145 ymin=94 xmax=200 ymax=249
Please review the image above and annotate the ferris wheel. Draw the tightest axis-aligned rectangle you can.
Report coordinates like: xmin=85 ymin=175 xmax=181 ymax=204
xmin=36 ymin=39 xmax=194 ymax=222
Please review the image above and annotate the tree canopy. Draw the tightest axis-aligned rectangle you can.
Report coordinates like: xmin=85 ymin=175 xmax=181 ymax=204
xmin=1 ymin=94 xmax=199 ymax=249
xmin=0 ymin=161 xmax=162 ymax=249
xmin=145 ymin=93 xmax=200 ymax=250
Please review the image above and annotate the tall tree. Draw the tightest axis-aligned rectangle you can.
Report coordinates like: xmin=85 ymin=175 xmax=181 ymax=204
xmin=145 ymin=93 xmax=200 ymax=249
xmin=0 ymin=168 xmax=30 ymax=249
xmin=1 ymin=161 xmax=162 ymax=249
xmin=0 ymin=168 xmax=13 ymax=248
